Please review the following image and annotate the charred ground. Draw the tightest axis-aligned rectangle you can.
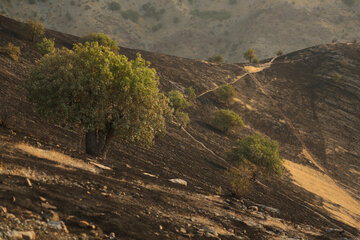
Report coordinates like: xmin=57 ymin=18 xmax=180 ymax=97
xmin=0 ymin=16 xmax=359 ymax=239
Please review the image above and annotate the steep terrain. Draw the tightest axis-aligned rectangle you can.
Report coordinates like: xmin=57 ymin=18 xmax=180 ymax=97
xmin=0 ymin=16 xmax=359 ymax=239
xmin=1 ymin=0 xmax=360 ymax=62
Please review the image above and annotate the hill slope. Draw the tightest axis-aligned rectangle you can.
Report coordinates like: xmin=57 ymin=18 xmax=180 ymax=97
xmin=0 ymin=16 xmax=359 ymax=239
xmin=1 ymin=0 xmax=360 ymax=62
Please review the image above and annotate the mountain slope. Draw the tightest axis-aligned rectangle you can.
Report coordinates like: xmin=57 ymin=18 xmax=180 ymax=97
xmin=1 ymin=0 xmax=360 ymax=62
xmin=0 ymin=16 xmax=359 ymax=239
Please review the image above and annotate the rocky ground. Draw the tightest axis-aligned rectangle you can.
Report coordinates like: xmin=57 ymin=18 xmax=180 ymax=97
xmin=0 ymin=16 xmax=359 ymax=239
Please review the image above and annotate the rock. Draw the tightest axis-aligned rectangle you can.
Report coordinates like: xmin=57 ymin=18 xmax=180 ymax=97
xmin=255 ymin=204 xmax=280 ymax=214
xmin=159 ymin=225 xmax=163 ymax=230
xmin=48 ymin=220 xmax=69 ymax=233
xmin=169 ymin=178 xmax=187 ymax=186
xmin=326 ymin=228 xmax=344 ymax=234
xmin=26 ymin=178 xmax=32 ymax=187
xmin=249 ymin=206 xmax=258 ymax=212
xmin=41 ymin=202 xmax=57 ymax=210
xmin=79 ymin=220 xmax=90 ymax=228
xmin=180 ymin=227 xmax=187 ymax=234
xmin=109 ymin=232 xmax=116 ymax=239
xmin=143 ymin=172 xmax=158 ymax=178
xmin=7 ymin=230 xmax=36 ymax=240
xmin=0 ymin=206 xmax=7 ymax=214
xmin=201 ymin=226 xmax=218 ymax=237
xmin=44 ymin=210 xmax=60 ymax=222
xmin=39 ymin=197 xmax=46 ymax=202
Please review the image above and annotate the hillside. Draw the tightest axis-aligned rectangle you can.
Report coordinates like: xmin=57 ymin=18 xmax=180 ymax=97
xmin=1 ymin=0 xmax=360 ymax=62
xmin=0 ymin=15 xmax=359 ymax=240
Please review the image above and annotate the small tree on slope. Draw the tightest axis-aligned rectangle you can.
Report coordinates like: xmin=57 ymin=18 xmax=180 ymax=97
xmin=26 ymin=42 xmax=170 ymax=157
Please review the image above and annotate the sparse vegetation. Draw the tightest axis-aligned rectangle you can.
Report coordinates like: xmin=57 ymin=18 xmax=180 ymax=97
xmin=228 ymin=0 xmax=237 ymax=5
xmin=211 ymin=109 xmax=244 ymax=133
xmin=121 ymin=10 xmax=140 ymax=23
xmin=215 ymin=84 xmax=235 ymax=106
xmin=190 ymin=10 xmax=231 ymax=21
xmin=141 ymin=3 xmax=165 ymax=21
xmin=225 ymin=160 xmax=257 ymax=195
xmin=108 ymin=1 xmax=121 ymax=11
xmin=207 ymin=54 xmax=223 ymax=63
xmin=277 ymin=50 xmax=283 ymax=56
xmin=227 ymin=134 xmax=283 ymax=176
xmin=0 ymin=43 xmax=21 ymax=61
xmin=25 ymin=42 xmax=170 ymax=157
xmin=80 ymin=33 xmax=119 ymax=52
xmin=25 ymin=20 xmax=45 ymax=42
xmin=175 ymin=111 xmax=190 ymax=128
xmin=243 ymin=48 xmax=258 ymax=63
xmin=185 ymin=87 xmax=196 ymax=102
xmin=151 ymin=23 xmax=163 ymax=32
xmin=168 ymin=90 xmax=190 ymax=112
xmin=342 ymin=0 xmax=355 ymax=6
xmin=331 ymin=72 xmax=342 ymax=82
xmin=36 ymin=38 xmax=55 ymax=55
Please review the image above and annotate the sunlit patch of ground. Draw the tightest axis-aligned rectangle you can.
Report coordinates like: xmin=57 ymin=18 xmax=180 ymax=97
xmin=244 ymin=65 xmax=266 ymax=73
xmin=284 ymin=160 xmax=360 ymax=229
xmin=15 ymin=143 xmax=99 ymax=174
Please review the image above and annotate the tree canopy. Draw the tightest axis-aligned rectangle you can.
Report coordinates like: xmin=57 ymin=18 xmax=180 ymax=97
xmin=26 ymin=42 xmax=170 ymax=156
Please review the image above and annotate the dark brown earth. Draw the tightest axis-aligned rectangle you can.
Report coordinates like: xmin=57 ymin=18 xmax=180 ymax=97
xmin=0 ymin=15 xmax=359 ymax=239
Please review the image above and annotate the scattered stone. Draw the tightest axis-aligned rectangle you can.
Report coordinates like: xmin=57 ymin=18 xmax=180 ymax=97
xmin=125 ymin=164 xmax=131 ymax=168
xmin=41 ymin=202 xmax=57 ymax=210
xmin=169 ymin=178 xmax=187 ymax=186
xmin=7 ymin=230 xmax=36 ymax=240
xmin=255 ymin=204 xmax=280 ymax=214
xmin=0 ymin=206 xmax=7 ymax=214
xmin=79 ymin=220 xmax=90 ymax=228
xmin=109 ymin=232 xmax=116 ymax=239
xmin=39 ymin=196 xmax=46 ymax=202
xmin=180 ymin=227 xmax=187 ymax=234
xmin=159 ymin=225 xmax=163 ymax=230
xmin=44 ymin=210 xmax=60 ymax=222
xmin=26 ymin=178 xmax=32 ymax=187
xmin=249 ymin=206 xmax=258 ymax=212
xmin=48 ymin=220 xmax=69 ymax=233
xmin=326 ymin=228 xmax=344 ymax=234
xmin=143 ymin=172 xmax=158 ymax=178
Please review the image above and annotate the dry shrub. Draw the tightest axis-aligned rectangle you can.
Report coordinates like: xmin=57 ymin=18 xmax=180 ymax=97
xmin=225 ymin=160 xmax=257 ymax=196
xmin=0 ymin=43 xmax=21 ymax=61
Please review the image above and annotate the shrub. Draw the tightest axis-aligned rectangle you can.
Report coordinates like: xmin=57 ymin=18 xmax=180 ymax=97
xmin=207 ymin=54 xmax=223 ymax=63
xmin=25 ymin=20 xmax=45 ymax=42
xmin=26 ymin=42 xmax=170 ymax=157
xmin=141 ymin=3 xmax=165 ymax=21
xmin=331 ymin=72 xmax=342 ymax=82
xmin=227 ymin=134 xmax=283 ymax=176
xmin=225 ymin=160 xmax=257 ymax=196
xmin=151 ymin=23 xmax=162 ymax=32
xmin=80 ymin=33 xmax=119 ymax=52
xmin=168 ymin=90 xmax=190 ymax=112
xmin=108 ymin=1 xmax=121 ymax=11
xmin=277 ymin=50 xmax=283 ymax=56
xmin=228 ymin=0 xmax=237 ymax=4
xmin=244 ymin=48 xmax=258 ymax=63
xmin=211 ymin=109 xmax=244 ymax=133
xmin=215 ymin=84 xmax=235 ymax=105
xmin=185 ymin=87 xmax=196 ymax=101
xmin=36 ymin=37 xmax=55 ymax=55
xmin=0 ymin=43 xmax=21 ymax=61
xmin=121 ymin=10 xmax=140 ymax=23
xmin=175 ymin=111 xmax=190 ymax=128
xmin=342 ymin=0 xmax=355 ymax=6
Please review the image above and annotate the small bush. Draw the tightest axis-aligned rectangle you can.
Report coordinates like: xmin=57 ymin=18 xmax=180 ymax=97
xmin=225 ymin=160 xmax=257 ymax=196
xmin=211 ymin=109 xmax=244 ymax=133
xmin=342 ymin=0 xmax=355 ymax=6
xmin=25 ymin=20 xmax=45 ymax=42
xmin=151 ymin=23 xmax=162 ymax=32
xmin=36 ymin=37 xmax=55 ymax=55
xmin=215 ymin=85 xmax=235 ymax=105
xmin=243 ymin=48 xmax=258 ymax=63
xmin=121 ymin=10 xmax=140 ymax=23
xmin=207 ymin=54 xmax=223 ymax=63
xmin=175 ymin=111 xmax=190 ymax=128
xmin=277 ymin=50 xmax=283 ymax=56
xmin=142 ymin=3 xmax=165 ymax=21
xmin=173 ymin=16 xmax=180 ymax=24
xmin=108 ymin=1 xmax=121 ymax=11
xmin=331 ymin=72 xmax=342 ymax=82
xmin=228 ymin=0 xmax=237 ymax=4
xmin=80 ymin=33 xmax=119 ymax=52
xmin=185 ymin=87 xmax=196 ymax=101
xmin=340 ymin=59 xmax=349 ymax=67
xmin=227 ymin=134 xmax=283 ymax=176
xmin=168 ymin=90 xmax=190 ymax=112
xmin=0 ymin=43 xmax=21 ymax=61
xmin=190 ymin=9 xmax=231 ymax=21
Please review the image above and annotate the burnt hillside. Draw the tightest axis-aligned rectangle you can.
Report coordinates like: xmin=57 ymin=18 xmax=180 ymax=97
xmin=0 ymin=15 xmax=359 ymax=239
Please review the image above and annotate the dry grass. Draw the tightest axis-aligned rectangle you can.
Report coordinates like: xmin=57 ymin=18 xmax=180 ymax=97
xmin=284 ymin=160 xmax=360 ymax=229
xmin=15 ymin=143 xmax=99 ymax=173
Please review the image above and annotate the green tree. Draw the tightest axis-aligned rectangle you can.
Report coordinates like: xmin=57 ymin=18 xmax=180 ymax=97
xmin=168 ymin=90 xmax=190 ymax=112
xmin=175 ymin=111 xmax=190 ymax=128
xmin=227 ymin=134 xmax=283 ymax=176
xmin=215 ymin=84 xmax=235 ymax=106
xmin=26 ymin=20 xmax=45 ymax=42
xmin=26 ymin=42 xmax=170 ymax=157
xmin=36 ymin=38 xmax=55 ymax=55
xmin=243 ymin=48 xmax=258 ymax=63
xmin=207 ymin=54 xmax=223 ymax=63
xmin=80 ymin=33 xmax=119 ymax=53
xmin=211 ymin=109 xmax=244 ymax=133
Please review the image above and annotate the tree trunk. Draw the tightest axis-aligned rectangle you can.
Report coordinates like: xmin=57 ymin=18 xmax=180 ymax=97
xmin=85 ymin=125 xmax=114 ymax=158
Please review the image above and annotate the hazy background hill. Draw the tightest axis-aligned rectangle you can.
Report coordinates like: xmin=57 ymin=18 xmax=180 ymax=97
xmin=1 ymin=0 xmax=360 ymax=62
